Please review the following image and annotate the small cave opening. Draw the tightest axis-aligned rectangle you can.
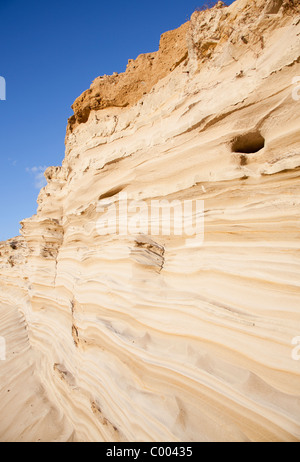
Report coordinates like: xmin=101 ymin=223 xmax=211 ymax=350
xmin=231 ymin=131 xmax=265 ymax=154
xmin=98 ymin=185 xmax=126 ymax=201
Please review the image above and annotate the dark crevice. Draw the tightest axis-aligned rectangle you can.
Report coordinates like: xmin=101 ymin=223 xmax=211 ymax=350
xmin=231 ymin=131 xmax=265 ymax=154
xmin=98 ymin=185 xmax=126 ymax=200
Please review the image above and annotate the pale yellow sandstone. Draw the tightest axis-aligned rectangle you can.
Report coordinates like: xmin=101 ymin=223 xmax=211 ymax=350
xmin=1 ymin=0 xmax=300 ymax=442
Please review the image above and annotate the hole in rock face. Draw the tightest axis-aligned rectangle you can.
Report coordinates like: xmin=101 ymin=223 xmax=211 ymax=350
xmin=231 ymin=131 xmax=265 ymax=154
xmin=98 ymin=185 xmax=126 ymax=200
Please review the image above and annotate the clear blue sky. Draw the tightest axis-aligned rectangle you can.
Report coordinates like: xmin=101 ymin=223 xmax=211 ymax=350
xmin=0 ymin=0 xmax=234 ymax=241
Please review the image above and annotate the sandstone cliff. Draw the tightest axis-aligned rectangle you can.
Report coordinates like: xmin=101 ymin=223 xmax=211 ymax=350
xmin=1 ymin=0 xmax=300 ymax=442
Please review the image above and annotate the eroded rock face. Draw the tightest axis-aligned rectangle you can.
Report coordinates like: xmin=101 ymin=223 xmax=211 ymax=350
xmin=1 ymin=0 xmax=300 ymax=442
xmin=265 ymin=0 xmax=284 ymax=14
xmin=68 ymin=20 xmax=190 ymax=133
